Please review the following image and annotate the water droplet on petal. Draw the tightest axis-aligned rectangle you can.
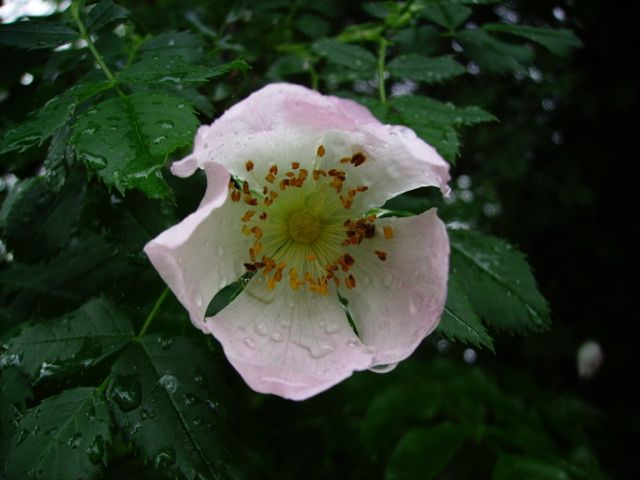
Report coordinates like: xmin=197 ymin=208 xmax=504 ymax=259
xmin=244 ymin=337 xmax=256 ymax=349
xmin=270 ymin=332 xmax=283 ymax=342
xmin=383 ymin=274 xmax=393 ymax=288
xmin=254 ymin=323 xmax=268 ymax=336
xmin=309 ymin=343 xmax=335 ymax=359
xmin=195 ymin=294 xmax=203 ymax=307
xmin=369 ymin=362 xmax=398 ymax=373
xmin=324 ymin=322 xmax=339 ymax=334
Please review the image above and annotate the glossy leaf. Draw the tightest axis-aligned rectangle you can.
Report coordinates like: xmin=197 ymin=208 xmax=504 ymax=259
xmin=0 ymin=173 xmax=85 ymax=262
xmin=71 ymin=92 xmax=199 ymax=198
xmin=0 ymin=21 xmax=78 ymax=50
xmin=484 ymin=24 xmax=583 ymax=57
xmin=107 ymin=335 xmax=230 ymax=479
xmin=118 ymin=57 xmax=249 ymax=84
xmin=449 ymin=229 xmax=551 ymax=332
xmin=0 ymin=81 xmax=113 ymax=155
xmin=387 ymin=54 xmax=466 ymax=83
xmin=85 ymin=0 xmax=130 ymax=33
xmin=0 ymin=298 xmax=134 ymax=385
xmin=439 ymin=276 xmax=494 ymax=350
xmin=312 ymin=38 xmax=377 ymax=71
xmin=419 ymin=3 xmax=472 ymax=30
xmin=456 ymin=28 xmax=533 ymax=73
xmin=2 ymin=387 xmax=112 ymax=480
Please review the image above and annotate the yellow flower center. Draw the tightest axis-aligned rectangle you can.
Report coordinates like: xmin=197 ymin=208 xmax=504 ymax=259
xmin=287 ymin=210 xmax=323 ymax=244
xmin=229 ymin=145 xmax=394 ymax=295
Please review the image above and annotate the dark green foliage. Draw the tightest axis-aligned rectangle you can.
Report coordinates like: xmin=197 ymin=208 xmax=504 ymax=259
xmin=71 ymin=93 xmax=199 ymax=198
xmin=0 ymin=0 xmax=607 ymax=478
xmin=2 ymin=387 xmax=112 ymax=480
xmin=0 ymin=298 xmax=134 ymax=385
xmin=449 ymin=229 xmax=551 ymax=332
xmin=107 ymin=335 xmax=230 ymax=479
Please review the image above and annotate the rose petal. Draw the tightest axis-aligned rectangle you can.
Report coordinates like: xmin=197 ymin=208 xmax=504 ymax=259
xmin=205 ymin=276 xmax=374 ymax=400
xmin=144 ymin=162 xmax=250 ymax=330
xmin=342 ymin=209 xmax=449 ymax=366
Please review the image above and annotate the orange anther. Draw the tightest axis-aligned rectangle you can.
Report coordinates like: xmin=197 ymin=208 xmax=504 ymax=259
xmin=317 ymin=145 xmax=325 ymax=157
xmin=241 ymin=211 xmax=256 ymax=222
xmin=245 ymin=197 xmax=258 ymax=206
xmin=374 ymin=250 xmax=387 ymax=261
xmin=351 ymin=152 xmax=366 ymax=167
xmin=265 ymin=173 xmax=276 ymax=183
xmin=259 ymin=212 xmax=268 ymax=220
xmin=291 ymin=162 xmax=300 ymax=169
xmin=346 ymin=274 xmax=356 ymax=289
xmin=245 ymin=160 xmax=254 ymax=171
xmin=383 ymin=225 xmax=394 ymax=240
xmin=231 ymin=190 xmax=241 ymax=202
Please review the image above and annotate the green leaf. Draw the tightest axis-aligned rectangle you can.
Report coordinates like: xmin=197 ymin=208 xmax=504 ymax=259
xmin=385 ymin=424 xmax=468 ymax=480
xmin=387 ymin=54 xmax=466 ymax=83
xmin=419 ymin=3 xmax=472 ymax=30
xmin=438 ymin=276 xmax=494 ymax=350
xmin=42 ymin=125 xmax=73 ymax=191
xmin=118 ymin=57 xmax=249 ymax=84
xmin=85 ymin=0 xmax=130 ymax=33
xmin=388 ymin=95 xmax=495 ymax=162
xmin=0 ymin=235 xmax=143 ymax=325
xmin=107 ymin=335 xmax=230 ymax=479
xmin=312 ymin=38 xmax=377 ymax=71
xmin=484 ymin=24 xmax=583 ymax=57
xmin=491 ymin=454 xmax=570 ymax=480
xmin=3 ymin=387 xmax=112 ymax=480
xmin=0 ymin=173 xmax=85 ymax=262
xmin=456 ymin=28 xmax=533 ymax=73
xmin=0 ymin=21 xmax=78 ymax=50
xmin=0 ymin=81 xmax=113 ymax=155
xmin=136 ymin=31 xmax=206 ymax=63
xmin=361 ymin=383 xmax=442 ymax=455
xmin=449 ymin=229 xmax=550 ymax=333
xmin=71 ymin=93 xmax=199 ymax=198
xmin=294 ymin=14 xmax=331 ymax=39
xmin=0 ymin=298 xmax=134 ymax=385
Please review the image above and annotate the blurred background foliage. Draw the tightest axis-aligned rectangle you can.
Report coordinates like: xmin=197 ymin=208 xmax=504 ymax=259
xmin=0 ymin=0 xmax=634 ymax=478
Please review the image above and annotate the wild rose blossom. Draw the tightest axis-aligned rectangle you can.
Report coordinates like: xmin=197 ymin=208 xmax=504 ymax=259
xmin=144 ymin=83 xmax=450 ymax=400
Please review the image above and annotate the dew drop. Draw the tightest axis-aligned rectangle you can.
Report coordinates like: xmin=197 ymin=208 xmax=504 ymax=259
xmin=369 ymin=362 xmax=398 ymax=373
xmin=156 ymin=335 xmax=173 ymax=350
xmin=346 ymin=339 xmax=359 ymax=348
xmin=68 ymin=432 xmax=82 ymax=449
xmin=254 ymin=323 xmax=268 ymax=336
xmin=195 ymin=294 xmax=203 ymax=307
xmin=111 ymin=374 xmax=142 ymax=412
xmin=325 ymin=322 xmax=339 ymax=334
xmin=383 ymin=274 xmax=393 ymax=287
xmin=86 ymin=435 xmax=104 ymax=465
xmin=244 ymin=337 xmax=256 ymax=349
xmin=217 ymin=246 xmax=225 ymax=255
xmin=309 ymin=343 xmax=335 ymax=359
xmin=153 ymin=447 xmax=176 ymax=469
xmin=158 ymin=374 xmax=178 ymax=394
xmin=270 ymin=332 xmax=283 ymax=342
xmin=286 ymin=300 xmax=295 ymax=308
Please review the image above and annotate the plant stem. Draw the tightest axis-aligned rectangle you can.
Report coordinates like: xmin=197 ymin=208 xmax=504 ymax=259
xmin=137 ymin=287 xmax=170 ymax=338
xmin=377 ymin=38 xmax=388 ymax=104
xmin=71 ymin=0 xmax=123 ymax=94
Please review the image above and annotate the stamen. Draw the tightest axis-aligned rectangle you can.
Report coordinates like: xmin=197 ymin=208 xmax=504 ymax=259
xmin=383 ymin=225 xmax=394 ymax=240
xmin=374 ymin=250 xmax=387 ymax=261
xmin=241 ymin=211 xmax=256 ymax=222
xmin=245 ymin=160 xmax=254 ymax=172
xmin=317 ymin=145 xmax=325 ymax=157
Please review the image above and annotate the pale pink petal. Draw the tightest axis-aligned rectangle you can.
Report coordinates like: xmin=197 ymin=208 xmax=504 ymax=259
xmin=341 ymin=209 xmax=449 ymax=366
xmin=205 ymin=277 xmax=374 ymax=400
xmin=143 ymin=162 xmax=250 ymax=330
xmin=186 ymin=83 xmax=449 ymax=201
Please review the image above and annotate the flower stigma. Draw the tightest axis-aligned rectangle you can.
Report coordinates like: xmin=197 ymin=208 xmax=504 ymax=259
xmin=229 ymin=145 xmax=393 ymax=296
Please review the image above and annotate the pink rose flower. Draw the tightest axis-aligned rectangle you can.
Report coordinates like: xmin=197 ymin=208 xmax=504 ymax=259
xmin=144 ymin=83 xmax=450 ymax=400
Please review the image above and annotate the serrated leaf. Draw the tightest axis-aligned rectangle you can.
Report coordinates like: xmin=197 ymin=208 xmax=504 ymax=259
xmin=0 ymin=298 xmax=134 ymax=385
xmin=0 ymin=21 xmax=78 ymax=50
xmin=456 ymin=28 xmax=533 ymax=73
xmin=85 ymin=0 xmax=130 ymax=33
xmin=419 ymin=3 xmax=472 ymax=30
xmin=438 ymin=277 xmax=494 ymax=350
xmin=449 ymin=229 xmax=550 ymax=333
xmin=118 ymin=57 xmax=248 ymax=84
xmin=0 ymin=235 xmax=142 ymax=325
xmin=0 ymin=173 xmax=85 ymax=262
xmin=107 ymin=335 xmax=230 ymax=479
xmin=42 ymin=125 xmax=73 ymax=191
xmin=491 ymin=454 xmax=570 ymax=480
xmin=3 ymin=387 xmax=111 ymax=480
xmin=312 ymin=38 xmax=377 ymax=71
xmin=71 ymin=93 xmax=199 ymax=198
xmin=137 ymin=31 xmax=206 ymax=63
xmin=0 ymin=367 xmax=32 ymax=463
xmin=388 ymin=95 xmax=495 ymax=162
xmin=385 ymin=424 xmax=468 ymax=480
xmin=0 ymin=81 xmax=113 ymax=155
xmin=484 ymin=24 xmax=582 ymax=57
xmin=387 ymin=54 xmax=466 ymax=83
